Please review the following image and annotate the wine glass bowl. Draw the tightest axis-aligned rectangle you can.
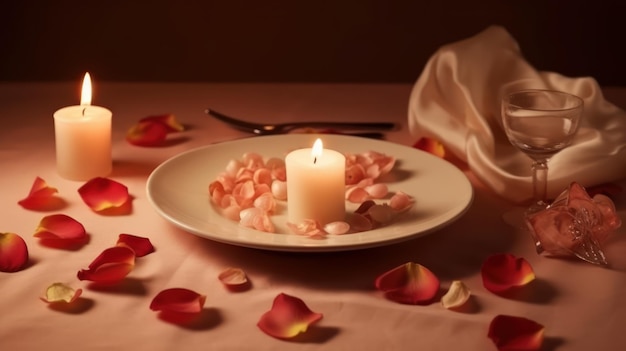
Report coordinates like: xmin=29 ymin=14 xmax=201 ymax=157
xmin=502 ymin=89 xmax=583 ymax=212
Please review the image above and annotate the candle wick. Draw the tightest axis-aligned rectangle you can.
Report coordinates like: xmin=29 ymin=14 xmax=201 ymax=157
xmin=314 ymin=157 xmax=317 ymax=164
xmin=82 ymin=107 xmax=86 ymax=116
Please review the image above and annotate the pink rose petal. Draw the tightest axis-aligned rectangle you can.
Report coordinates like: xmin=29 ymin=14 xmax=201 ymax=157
xmin=116 ymin=234 xmax=155 ymax=257
xmin=218 ymin=267 xmax=249 ymax=291
xmin=375 ymin=262 xmax=440 ymax=305
xmin=17 ymin=177 xmax=62 ymax=211
xmin=34 ymin=214 xmax=86 ymax=241
xmin=78 ymin=177 xmax=131 ymax=213
xmin=150 ymin=288 xmax=206 ymax=314
xmin=488 ymin=315 xmax=544 ymax=351
xmin=257 ymin=293 xmax=323 ymax=339
xmin=0 ymin=232 xmax=29 ymax=272
xmin=77 ymin=246 xmax=135 ymax=283
xmin=481 ymin=254 xmax=535 ymax=295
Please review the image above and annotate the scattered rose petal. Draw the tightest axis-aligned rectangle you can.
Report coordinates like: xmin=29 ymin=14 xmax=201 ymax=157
xmin=140 ymin=114 xmax=184 ymax=132
xmin=441 ymin=280 xmax=471 ymax=310
xmin=34 ymin=214 xmax=86 ymax=241
xmin=346 ymin=186 xmax=370 ymax=203
xmin=481 ymin=254 xmax=535 ymax=295
xmin=126 ymin=114 xmax=184 ymax=146
xmin=368 ymin=204 xmax=395 ymax=224
xmin=40 ymin=283 xmax=82 ymax=304
xmin=218 ymin=267 xmax=249 ymax=290
xmin=150 ymin=288 xmax=206 ymax=314
xmin=77 ymin=246 xmax=135 ymax=283
xmin=0 ymin=232 xmax=29 ymax=272
xmin=375 ymin=262 xmax=440 ymax=305
xmin=271 ymin=180 xmax=287 ymax=200
xmin=413 ymin=137 xmax=446 ymax=158
xmin=78 ymin=177 xmax=131 ymax=213
xmin=389 ymin=191 xmax=414 ymax=212
xmin=347 ymin=213 xmax=373 ymax=232
xmin=116 ymin=234 xmax=155 ymax=257
xmin=323 ymin=221 xmax=350 ymax=235
xmin=287 ymin=219 xmax=327 ymax=238
xmin=126 ymin=120 xmax=169 ymax=146
xmin=257 ymin=293 xmax=323 ymax=339
xmin=488 ymin=315 xmax=544 ymax=351
xmin=17 ymin=177 xmax=62 ymax=210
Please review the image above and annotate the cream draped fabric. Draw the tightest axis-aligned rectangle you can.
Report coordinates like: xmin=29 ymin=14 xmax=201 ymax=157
xmin=408 ymin=25 xmax=626 ymax=203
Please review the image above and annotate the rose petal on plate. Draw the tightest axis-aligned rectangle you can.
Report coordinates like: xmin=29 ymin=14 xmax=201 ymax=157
xmin=413 ymin=137 xmax=446 ymax=158
xmin=271 ymin=180 xmax=287 ymax=200
xmin=323 ymin=221 xmax=350 ymax=235
xmin=0 ymin=232 xmax=29 ymax=272
xmin=347 ymin=212 xmax=373 ymax=232
xmin=441 ymin=280 xmax=471 ymax=310
xmin=257 ymin=293 xmax=323 ymax=339
xmin=34 ymin=214 xmax=86 ymax=241
xmin=150 ymin=288 xmax=206 ymax=314
xmin=368 ymin=204 xmax=395 ymax=224
xmin=346 ymin=186 xmax=371 ymax=203
xmin=140 ymin=114 xmax=184 ymax=132
xmin=375 ymin=262 xmax=440 ymax=305
xmin=389 ymin=191 xmax=414 ymax=212
xmin=218 ymin=267 xmax=249 ymax=290
xmin=78 ymin=177 xmax=131 ymax=213
xmin=488 ymin=315 xmax=544 ymax=351
xmin=481 ymin=254 xmax=535 ymax=294
xmin=17 ymin=177 xmax=61 ymax=210
xmin=116 ymin=234 xmax=155 ymax=257
xmin=126 ymin=120 xmax=169 ymax=146
xmin=40 ymin=282 xmax=82 ymax=303
xmin=77 ymin=246 xmax=135 ymax=283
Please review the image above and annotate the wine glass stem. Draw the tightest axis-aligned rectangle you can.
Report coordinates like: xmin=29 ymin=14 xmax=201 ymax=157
xmin=532 ymin=159 xmax=548 ymax=205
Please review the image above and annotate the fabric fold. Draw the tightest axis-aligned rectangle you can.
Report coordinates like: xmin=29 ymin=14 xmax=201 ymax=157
xmin=409 ymin=25 xmax=626 ymax=203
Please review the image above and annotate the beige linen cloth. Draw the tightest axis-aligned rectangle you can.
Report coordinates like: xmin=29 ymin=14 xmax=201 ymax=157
xmin=408 ymin=25 xmax=626 ymax=203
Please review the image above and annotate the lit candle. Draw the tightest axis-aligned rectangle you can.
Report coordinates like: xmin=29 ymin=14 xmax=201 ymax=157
xmin=53 ymin=73 xmax=112 ymax=180
xmin=285 ymin=138 xmax=346 ymax=225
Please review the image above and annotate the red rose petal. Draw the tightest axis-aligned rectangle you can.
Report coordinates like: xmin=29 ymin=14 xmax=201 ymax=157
xmin=375 ymin=262 xmax=440 ymax=305
xmin=413 ymin=137 xmax=445 ymax=158
xmin=488 ymin=315 xmax=544 ymax=351
xmin=17 ymin=177 xmax=62 ymax=210
xmin=481 ymin=254 xmax=535 ymax=294
xmin=140 ymin=114 xmax=184 ymax=133
xmin=257 ymin=293 xmax=323 ymax=339
xmin=150 ymin=288 xmax=206 ymax=314
xmin=0 ymin=232 xmax=29 ymax=272
xmin=77 ymin=246 xmax=135 ymax=283
xmin=34 ymin=214 xmax=86 ymax=241
xmin=116 ymin=234 xmax=155 ymax=257
xmin=126 ymin=120 xmax=169 ymax=147
xmin=78 ymin=177 xmax=131 ymax=213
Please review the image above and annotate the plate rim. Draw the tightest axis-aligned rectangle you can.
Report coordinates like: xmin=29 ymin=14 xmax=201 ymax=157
xmin=146 ymin=134 xmax=474 ymax=252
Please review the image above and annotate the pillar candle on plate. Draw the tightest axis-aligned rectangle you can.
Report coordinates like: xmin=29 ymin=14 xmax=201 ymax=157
xmin=53 ymin=73 xmax=112 ymax=181
xmin=285 ymin=138 xmax=346 ymax=225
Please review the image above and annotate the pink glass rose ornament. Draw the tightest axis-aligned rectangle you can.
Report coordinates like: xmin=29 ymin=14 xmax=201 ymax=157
xmin=525 ymin=182 xmax=621 ymax=266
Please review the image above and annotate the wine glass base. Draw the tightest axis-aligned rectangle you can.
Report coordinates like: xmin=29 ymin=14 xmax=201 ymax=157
xmin=524 ymin=200 xmax=549 ymax=216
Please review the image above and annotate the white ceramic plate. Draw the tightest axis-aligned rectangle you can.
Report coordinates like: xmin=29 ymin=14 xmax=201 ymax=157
xmin=146 ymin=134 xmax=473 ymax=252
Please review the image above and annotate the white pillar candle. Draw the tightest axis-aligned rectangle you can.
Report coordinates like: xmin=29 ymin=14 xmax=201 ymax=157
xmin=53 ymin=73 xmax=112 ymax=181
xmin=286 ymin=138 xmax=346 ymax=225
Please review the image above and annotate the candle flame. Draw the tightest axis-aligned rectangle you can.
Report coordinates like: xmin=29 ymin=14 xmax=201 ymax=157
xmin=312 ymin=138 xmax=323 ymax=164
xmin=80 ymin=72 xmax=92 ymax=106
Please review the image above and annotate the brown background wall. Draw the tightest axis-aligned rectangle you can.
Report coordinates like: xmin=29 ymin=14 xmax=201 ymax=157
xmin=1 ymin=1 xmax=623 ymax=85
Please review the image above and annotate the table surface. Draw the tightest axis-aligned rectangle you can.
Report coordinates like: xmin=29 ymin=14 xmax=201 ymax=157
xmin=1 ymin=82 xmax=625 ymax=351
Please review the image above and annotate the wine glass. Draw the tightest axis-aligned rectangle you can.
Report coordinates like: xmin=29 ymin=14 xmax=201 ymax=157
xmin=501 ymin=89 xmax=583 ymax=214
